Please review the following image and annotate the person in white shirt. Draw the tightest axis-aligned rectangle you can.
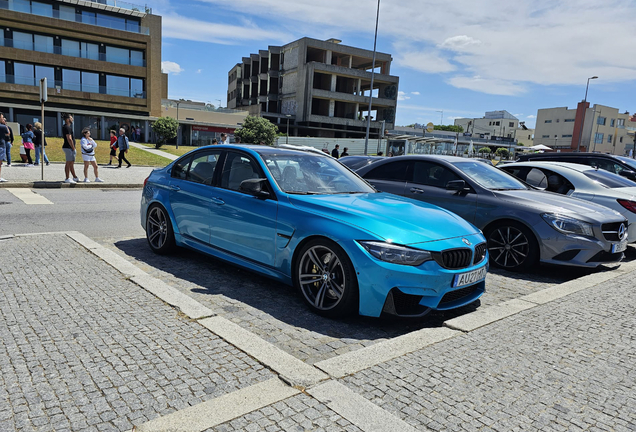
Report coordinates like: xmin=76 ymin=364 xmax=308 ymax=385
xmin=80 ymin=129 xmax=103 ymax=183
xmin=220 ymin=133 xmax=229 ymax=145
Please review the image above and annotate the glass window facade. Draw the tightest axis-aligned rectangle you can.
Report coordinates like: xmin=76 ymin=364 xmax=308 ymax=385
xmin=31 ymin=1 xmax=52 ymax=17
xmin=13 ymin=31 xmax=33 ymax=50
xmin=106 ymin=75 xmax=130 ymax=96
xmin=35 ymin=65 xmax=54 ymax=87
xmin=106 ymin=46 xmax=129 ymax=64
xmin=59 ymin=5 xmax=75 ymax=20
xmin=14 ymin=62 xmax=34 ymax=85
xmin=0 ymin=60 xmax=5 ymax=83
xmin=62 ymin=69 xmax=81 ymax=91
xmin=130 ymin=50 xmax=144 ymax=67
xmin=81 ymin=42 xmax=99 ymax=60
xmin=34 ymin=34 xmax=54 ymax=54
xmin=82 ymin=11 xmax=97 ymax=25
xmin=9 ymin=0 xmax=31 ymax=13
xmin=131 ymin=78 xmax=144 ymax=98
xmin=81 ymin=72 xmax=99 ymax=93
xmin=61 ymin=39 xmax=80 ymax=57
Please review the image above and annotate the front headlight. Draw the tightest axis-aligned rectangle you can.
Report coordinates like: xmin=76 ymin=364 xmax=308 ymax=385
xmin=541 ymin=213 xmax=594 ymax=237
xmin=358 ymin=241 xmax=432 ymax=266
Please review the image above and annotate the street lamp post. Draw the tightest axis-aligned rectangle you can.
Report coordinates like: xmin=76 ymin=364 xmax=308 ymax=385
xmin=363 ymin=0 xmax=381 ymax=156
xmin=285 ymin=114 xmax=291 ymax=144
xmin=576 ymin=76 xmax=598 ymax=152
xmin=175 ymin=100 xmax=180 ymax=149
xmin=436 ymin=110 xmax=443 ymax=126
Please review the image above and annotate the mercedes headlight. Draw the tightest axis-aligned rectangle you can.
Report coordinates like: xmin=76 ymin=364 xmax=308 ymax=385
xmin=358 ymin=241 xmax=432 ymax=266
xmin=541 ymin=213 xmax=594 ymax=237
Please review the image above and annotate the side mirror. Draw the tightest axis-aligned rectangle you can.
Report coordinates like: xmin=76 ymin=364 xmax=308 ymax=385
xmin=240 ymin=178 xmax=270 ymax=198
xmin=619 ymin=170 xmax=636 ymax=180
xmin=446 ymin=180 xmax=468 ymax=191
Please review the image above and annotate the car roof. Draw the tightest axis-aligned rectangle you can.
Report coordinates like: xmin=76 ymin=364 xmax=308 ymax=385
xmin=503 ymin=161 xmax=600 ymax=173
xmin=389 ymin=154 xmax=468 ymax=163
xmin=188 ymin=144 xmax=333 ymax=158
xmin=519 ymin=152 xmax=621 ymax=159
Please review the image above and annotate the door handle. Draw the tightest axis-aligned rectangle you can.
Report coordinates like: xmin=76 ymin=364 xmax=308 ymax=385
xmin=410 ymin=187 xmax=424 ymax=194
xmin=170 ymin=185 xmax=180 ymax=191
xmin=210 ymin=197 xmax=225 ymax=205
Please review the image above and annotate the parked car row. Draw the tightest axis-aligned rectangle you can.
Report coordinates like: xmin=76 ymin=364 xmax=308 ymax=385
xmin=140 ymin=144 xmax=631 ymax=320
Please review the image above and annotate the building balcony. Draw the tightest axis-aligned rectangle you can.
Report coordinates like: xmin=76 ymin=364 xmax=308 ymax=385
xmin=311 ymin=89 xmax=396 ymax=107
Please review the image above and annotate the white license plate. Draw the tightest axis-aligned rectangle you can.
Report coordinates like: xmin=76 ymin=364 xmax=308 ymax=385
xmin=452 ymin=266 xmax=488 ymax=288
xmin=612 ymin=240 xmax=628 ymax=254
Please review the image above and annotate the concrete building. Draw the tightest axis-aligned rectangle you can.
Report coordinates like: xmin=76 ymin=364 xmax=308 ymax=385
xmin=533 ymin=103 xmax=635 ymax=154
xmin=516 ymin=122 xmax=535 ymax=147
xmin=454 ymin=111 xmax=520 ymax=140
xmin=227 ymin=37 xmax=399 ymax=138
xmin=0 ymin=0 xmax=164 ymax=141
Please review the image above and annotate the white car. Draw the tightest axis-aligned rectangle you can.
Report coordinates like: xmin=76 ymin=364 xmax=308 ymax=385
xmin=500 ymin=161 xmax=636 ymax=242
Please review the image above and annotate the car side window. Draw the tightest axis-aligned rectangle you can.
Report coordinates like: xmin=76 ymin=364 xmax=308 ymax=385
xmin=171 ymin=156 xmax=192 ymax=180
xmin=542 ymin=169 xmax=574 ymax=194
xmin=187 ymin=151 xmax=222 ymax=185
xmin=365 ymin=161 xmax=410 ymax=182
xmin=501 ymin=167 xmax=529 ymax=182
xmin=525 ymin=168 xmax=548 ymax=189
xmin=220 ymin=152 xmax=261 ymax=192
xmin=589 ymin=158 xmax=621 ymax=174
xmin=411 ymin=161 xmax=460 ymax=188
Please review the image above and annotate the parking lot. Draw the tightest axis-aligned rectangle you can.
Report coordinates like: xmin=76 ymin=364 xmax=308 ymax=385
xmin=100 ymin=237 xmax=635 ymax=365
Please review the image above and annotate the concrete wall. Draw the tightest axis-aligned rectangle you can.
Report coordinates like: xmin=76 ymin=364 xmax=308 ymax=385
xmin=276 ymin=137 xmax=386 ymax=155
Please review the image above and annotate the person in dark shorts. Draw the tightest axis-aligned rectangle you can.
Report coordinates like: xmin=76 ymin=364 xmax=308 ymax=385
xmin=116 ymin=128 xmax=132 ymax=168
xmin=108 ymin=130 xmax=118 ymax=165
xmin=62 ymin=114 xmax=79 ymax=184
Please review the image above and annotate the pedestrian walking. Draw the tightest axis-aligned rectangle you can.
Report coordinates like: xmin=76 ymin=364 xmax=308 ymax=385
xmin=108 ymin=130 xmax=118 ymax=165
xmin=80 ymin=129 xmax=103 ymax=183
xmin=235 ymin=136 xmax=241 ymax=144
xmin=220 ymin=133 xmax=229 ymax=145
xmin=0 ymin=112 xmax=9 ymax=182
xmin=0 ymin=112 xmax=13 ymax=166
xmin=33 ymin=122 xmax=50 ymax=166
xmin=21 ymin=124 xmax=35 ymax=166
xmin=331 ymin=144 xmax=340 ymax=158
xmin=211 ymin=138 xmax=218 ymax=145
xmin=62 ymin=114 xmax=79 ymax=184
xmin=341 ymin=147 xmax=349 ymax=157
xmin=136 ymin=126 xmax=141 ymax=142
xmin=116 ymin=128 xmax=132 ymax=168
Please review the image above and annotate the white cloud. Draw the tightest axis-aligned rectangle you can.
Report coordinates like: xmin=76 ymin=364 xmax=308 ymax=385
xmin=196 ymin=69 xmax=203 ymax=74
xmin=446 ymin=76 xmax=527 ymax=96
xmin=411 ymin=91 xmax=420 ymax=95
xmin=527 ymin=115 xmax=536 ymax=119
xmin=161 ymin=61 xmax=184 ymax=75
xmin=192 ymin=0 xmax=636 ymax=93
xmin=398 ymin=91 xmax=411 ymax=101
xmin=162 ymin=14 xmax=291 ymax=45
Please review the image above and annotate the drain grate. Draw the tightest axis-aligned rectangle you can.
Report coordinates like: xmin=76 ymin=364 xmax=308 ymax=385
xmin=0 ymin=202 xmax=12 ymax=205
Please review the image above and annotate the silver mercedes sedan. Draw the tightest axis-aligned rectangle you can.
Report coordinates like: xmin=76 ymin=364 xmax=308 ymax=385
xmin=349 ymin=155 xmax=629 ymax=271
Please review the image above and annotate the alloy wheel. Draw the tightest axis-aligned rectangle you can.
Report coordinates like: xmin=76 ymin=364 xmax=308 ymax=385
xmin=298 ymin=245 xmax=346 ymax=311
xmin=147 ymin=206 xmax=169 ymax=250
xmin=488 ymin=226 xmax=530 ymax=268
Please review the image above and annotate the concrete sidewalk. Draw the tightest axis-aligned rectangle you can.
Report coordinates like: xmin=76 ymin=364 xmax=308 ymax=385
xmin=129 ymin=142 xmax=179 ymax=161
xmin=0 ymin=163 xmax=156 ymax=188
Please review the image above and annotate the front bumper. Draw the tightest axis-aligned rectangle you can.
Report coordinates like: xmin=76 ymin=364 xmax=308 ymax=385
xmin=348 ymin=234 xmax=488 ymax=317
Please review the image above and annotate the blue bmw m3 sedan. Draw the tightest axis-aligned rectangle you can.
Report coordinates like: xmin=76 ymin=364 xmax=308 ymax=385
xmin=141 ymin=145 xmax=488 ymax=318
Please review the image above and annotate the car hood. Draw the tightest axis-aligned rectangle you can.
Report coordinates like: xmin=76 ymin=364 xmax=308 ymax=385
xmin=493 ymin=189 xmax=624 ymax=223
xmin=287 ymin=192 xmax=480 ymax=245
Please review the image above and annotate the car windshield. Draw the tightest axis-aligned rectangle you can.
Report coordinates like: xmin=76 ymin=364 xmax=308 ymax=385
xmin=260 ymin=152 xmax=376 ymax=194
xmin=454 ymin=161 xmax=527 ymax=190
xmin=616 ymin=156 xmax=636 ymax=171
xmin=582 ymin=169 xmax=636 ymax=188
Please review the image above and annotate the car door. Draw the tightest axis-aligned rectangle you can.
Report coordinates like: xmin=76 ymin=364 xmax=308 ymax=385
xmin=404 ymin=160 xmax=478 ymax=223
xmin=168 ymin=150 xmax=222 ymax=244
xmin=360 ymin=160 xmax=410 ymax=195
xmin=208 ymin=151 xmax=278 ymax=267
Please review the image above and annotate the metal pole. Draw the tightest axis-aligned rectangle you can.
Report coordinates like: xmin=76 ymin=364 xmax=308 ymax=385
xmin=576 ymin=76 xmax=597 ymax=152
xmin=363 ymin=0 xmax=381 ymax=156
xmin=176 ymin=102 xmax=179 ymax=149
xmin=286 ymin=117 xmax=290 ymax=144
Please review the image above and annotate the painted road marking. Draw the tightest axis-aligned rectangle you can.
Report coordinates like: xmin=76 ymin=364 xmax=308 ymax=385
xmin=6 ymin=188 xmax=53 ymax=205
xmin=135 ymin=378 xmax=299 ymax=432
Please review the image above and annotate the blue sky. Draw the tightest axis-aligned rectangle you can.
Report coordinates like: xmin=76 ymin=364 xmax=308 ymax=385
xmin=149 ymin=0 xmax=636 ymax=129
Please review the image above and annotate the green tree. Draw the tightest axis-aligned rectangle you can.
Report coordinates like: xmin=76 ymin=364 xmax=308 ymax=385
xmin=477 ymin=147 xmax=492 ymax=153
xmin=434 ymin=125 xmax=464 ymax=133
xmin=495 ymin=147 xmax=510 ymax=158
xmin=234 ymin=116 xmax=279 ymax=145
xmin=151 ymin=117 xmax=178 ymax=149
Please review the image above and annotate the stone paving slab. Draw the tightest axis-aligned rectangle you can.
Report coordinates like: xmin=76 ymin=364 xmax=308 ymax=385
xmin=340 ymin=270 xmax=636 ymax=431
xmin=98 ymin=237 xmax=624 ymax=365
xmin=0 ymin=163 xmax=155 ymax=187
xmin=0 ymin=234 xmax=275 ymax=432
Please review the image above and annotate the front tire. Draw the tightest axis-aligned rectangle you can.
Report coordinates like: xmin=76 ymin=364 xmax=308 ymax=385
xmin=294 ymin=239 xmax=358 ymax=318
xmin=146 ymin=204 xmax=175 ymax=254
xmin=486 ymin=221 xmax=538 ymax=271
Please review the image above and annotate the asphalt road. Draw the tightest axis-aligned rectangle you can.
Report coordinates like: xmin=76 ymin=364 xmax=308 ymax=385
xmin=0 ymin=188 xmax=145 ymax=239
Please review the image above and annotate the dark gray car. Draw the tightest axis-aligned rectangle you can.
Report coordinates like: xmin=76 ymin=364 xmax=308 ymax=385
xmin=354 ymin=155 xmax=629 ymax=271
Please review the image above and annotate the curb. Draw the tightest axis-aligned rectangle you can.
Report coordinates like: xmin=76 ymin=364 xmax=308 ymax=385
xmin=0 ymin=182 xmax=143 ymax=189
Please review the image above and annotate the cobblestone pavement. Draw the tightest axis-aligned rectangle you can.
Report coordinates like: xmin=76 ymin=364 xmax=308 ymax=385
xmin=0 ymin=235 xmax=275 ymax=432
xmin=206 ymin=394 xmax=363 ymax=432
xmin=99 ymin=237 xmax=633 ymax=365
xmin=341 ymin=270 xmax=636 ymax=431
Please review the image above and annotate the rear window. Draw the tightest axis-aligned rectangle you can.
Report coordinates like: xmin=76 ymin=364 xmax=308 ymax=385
xmin=582 ymin=170 xmax=635 ymax=188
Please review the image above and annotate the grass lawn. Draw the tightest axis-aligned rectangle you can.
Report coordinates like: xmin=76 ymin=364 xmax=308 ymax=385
xmin=6 ymin=137 xmax=172 ymax=166
xmin=140 ymin=143 xmax=197 ymax=157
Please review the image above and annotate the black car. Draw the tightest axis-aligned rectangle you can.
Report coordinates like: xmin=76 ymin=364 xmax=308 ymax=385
xmin=339 ymin=155 xmax=384 ymax=171
xmin=516 ymin=152 xmax=636 ymax=182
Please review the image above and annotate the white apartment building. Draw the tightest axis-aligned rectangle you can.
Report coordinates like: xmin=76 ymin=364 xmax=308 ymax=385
xmin=534 ymin=104 xmax=634 ymax=154
xmin=454 ymin=110 xmax=519 ymax=140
